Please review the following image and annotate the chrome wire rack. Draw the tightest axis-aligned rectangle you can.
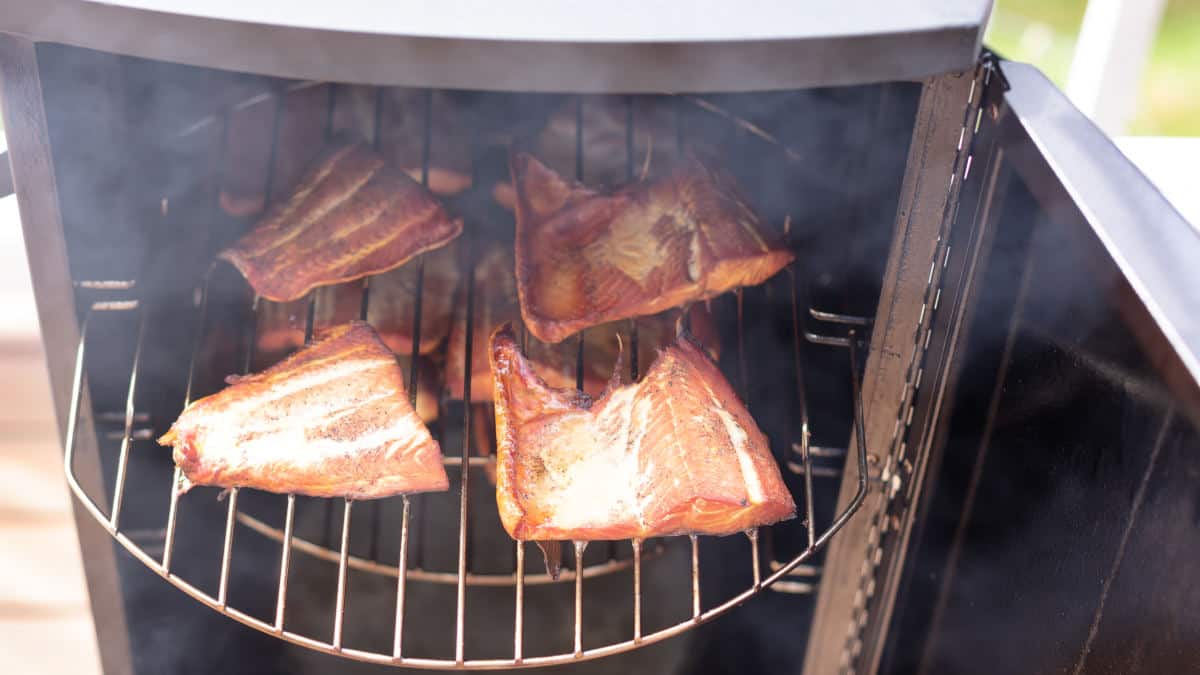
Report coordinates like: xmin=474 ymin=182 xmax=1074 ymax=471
xmin=60 ymin=82 xmax=873 ymax=669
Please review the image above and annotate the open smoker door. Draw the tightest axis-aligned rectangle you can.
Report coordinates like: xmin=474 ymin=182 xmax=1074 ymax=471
xmin=813 ymin=60 xmax=1200 ymax=675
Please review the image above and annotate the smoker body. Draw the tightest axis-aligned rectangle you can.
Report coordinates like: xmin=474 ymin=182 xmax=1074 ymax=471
xmin=2 ymin=3 xmax=1198 ymax=674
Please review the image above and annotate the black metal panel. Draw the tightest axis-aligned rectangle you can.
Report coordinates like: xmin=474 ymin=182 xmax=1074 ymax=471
xmin=1001 ymin=62 xmax=1200 ymax=396
xmin=881 ymin=140 xmax=1200 ymax=675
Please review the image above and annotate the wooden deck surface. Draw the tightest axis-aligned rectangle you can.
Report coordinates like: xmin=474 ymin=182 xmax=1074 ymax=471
xmin=0 ymin=192 xmax=101 ymax=674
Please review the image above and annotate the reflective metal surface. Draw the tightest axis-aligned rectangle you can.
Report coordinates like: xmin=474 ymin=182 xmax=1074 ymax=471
xmin=1001 ymin=62 xmax=1200 ymax=392
xmin=0 ymin=0 xmax=988 ymax=92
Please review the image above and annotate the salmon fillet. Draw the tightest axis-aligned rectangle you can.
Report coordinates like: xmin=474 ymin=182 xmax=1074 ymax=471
xmin=490 ymin=324 xmax=794 ymax=541
xmin=219 ymin=142 xmax=462 ymax=302
xmin=158 ymin=321 xmax=448 ymax=499
xmin=253 ymin=241 xmax=459 ymax=365
xmin=447 ymin=244 xmax=719 ymax=401
xmin=512 ymin=152 xmax=794 ymax=343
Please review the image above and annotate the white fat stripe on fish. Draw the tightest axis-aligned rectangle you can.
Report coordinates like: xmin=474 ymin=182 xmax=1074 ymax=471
xmin=234 ymin=384 xmax=396 ymax=439
xmin=209 ymin=402 xmax=428 ymax=474
xmin=252 ymin=154 xmax=383 ymax=255
xmin=687 ymin=229 xmax=703 ymax=282
xmin=190 ymin=347 xmax=427 ymax=473
xmin=214 ymin=356 xmax=388 ymax=419
xmin=628 ymin=387 xmax=654 ymax=531
xmin=705 ymin=380 xmax=765 ymax=505
xmin=543 ymin=386 xmax=641 ymax=530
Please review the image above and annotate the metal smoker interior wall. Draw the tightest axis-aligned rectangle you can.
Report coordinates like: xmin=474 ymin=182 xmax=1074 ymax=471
xmin=878 ymin=151 xmax=1200 ymax=674
xmin=34 ymin=43 xmax=924 ymax=674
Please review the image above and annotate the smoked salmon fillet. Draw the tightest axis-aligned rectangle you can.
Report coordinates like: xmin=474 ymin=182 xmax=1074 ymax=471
xmin=512 ymin=152 xmax=793 ymax=344
xmin=447 ymin=244 xmax=718 ymax=401
xmin=219 ymin=142 xmax=462 ymax=302
xmin=490 ymin=323 xmax=794 ymax=541
xmin=158 ymin=321 xmax=448 ymax=499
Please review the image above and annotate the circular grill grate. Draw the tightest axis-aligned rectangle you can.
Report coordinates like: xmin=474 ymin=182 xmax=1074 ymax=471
xmin=61 ymin=82 xmax=872 ymax=669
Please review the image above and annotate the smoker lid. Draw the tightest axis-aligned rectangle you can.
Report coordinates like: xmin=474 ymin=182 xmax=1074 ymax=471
xmin=2 ymin=0 xmax=991 ymax=91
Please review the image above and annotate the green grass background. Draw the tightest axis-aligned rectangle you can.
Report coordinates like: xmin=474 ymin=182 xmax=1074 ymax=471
xmin=987 ymin=0 xmax=1200 ymax=135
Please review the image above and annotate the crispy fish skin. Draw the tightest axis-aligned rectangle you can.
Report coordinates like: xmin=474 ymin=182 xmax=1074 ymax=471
xmin=158 ymin=321 xmax=448 ymax=499
xmin=219 ymin=142 xmax=462 ymax=302
xmin=512 ymin=153 xmax=794 ymax=344
xmin=491 ymin=323 xmax=794 ymax=542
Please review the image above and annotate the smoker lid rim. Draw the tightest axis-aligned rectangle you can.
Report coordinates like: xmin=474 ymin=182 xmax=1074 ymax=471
xmin=6 ymin=0 xmax=992 ymax=44
xmin=0 ymin=0 xmax=989 ymax=92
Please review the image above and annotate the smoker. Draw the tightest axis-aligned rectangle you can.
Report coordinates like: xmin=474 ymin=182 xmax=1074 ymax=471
xmin=2 ymin=2 xmax=1198 ymax=674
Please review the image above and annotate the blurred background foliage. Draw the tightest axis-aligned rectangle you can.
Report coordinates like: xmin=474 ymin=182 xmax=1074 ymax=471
xmin=986 ymin=0 xmax=1200 ymax=135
